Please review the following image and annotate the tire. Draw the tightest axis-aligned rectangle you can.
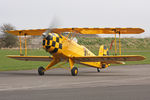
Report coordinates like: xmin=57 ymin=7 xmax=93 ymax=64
xmin=71 ymin=67 xmax=78 ymax=76
xmin=102 ymin=64 xmax=106 ymax=68
xmin=38 ymin=66 xmax=45 ymax=75
xmin=97 ymin=68 xmax=100 ymax=72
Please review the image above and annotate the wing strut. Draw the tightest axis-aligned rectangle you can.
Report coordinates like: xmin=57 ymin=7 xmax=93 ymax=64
xmin=18 ymin=31 xmax=28 ymax=56
xmin=119 ymin=32 xmax=121 ymax=55
xmin=24 ymin=34 xmax=27 ymax=56
xmin=112 ymin=29 xmax=122 ymax=55
xmin=115 ymin=32 xmax=117 ymax=55
xmin=19 ymin=31 xmax=23 ymax=56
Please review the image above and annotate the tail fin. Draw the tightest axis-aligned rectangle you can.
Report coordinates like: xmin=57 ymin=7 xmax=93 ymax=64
xmin=99 ymin=45 xmax=110 ymax=68
xmin=99 ymin=45 xmax=109 ymax=56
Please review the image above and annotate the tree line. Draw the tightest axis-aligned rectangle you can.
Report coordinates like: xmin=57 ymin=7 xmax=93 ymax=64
xmin=0 ymin=24 xmax=18 ymax=48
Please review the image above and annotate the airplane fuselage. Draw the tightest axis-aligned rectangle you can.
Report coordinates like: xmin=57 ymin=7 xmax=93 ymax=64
xmin=42 ymin=33 xmax=102 ymax=68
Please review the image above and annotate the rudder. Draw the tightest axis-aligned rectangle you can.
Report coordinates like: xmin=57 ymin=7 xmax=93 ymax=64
xmin=98 ymin=45 xmax=110 ymax=68
xmin=98 ymin=45 xmax=109 ymax=56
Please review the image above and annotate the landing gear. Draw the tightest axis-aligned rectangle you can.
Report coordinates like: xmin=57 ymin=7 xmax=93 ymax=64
xmin=71 ymin=67 xmax=78 ymax=76
xmin=38 ymin=58 xmax=60 ymax=76
xmin=38 ymin=66 xmax=45 ymax=75
xmin=102 ymin=64 xmax=106 ymax=68
xmin=97 ymin=68 xmax=100 ymax=72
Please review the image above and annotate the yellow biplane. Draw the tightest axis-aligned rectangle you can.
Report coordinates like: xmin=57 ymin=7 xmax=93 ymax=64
xmin=6 ymin=28 xmax=145 ymax=76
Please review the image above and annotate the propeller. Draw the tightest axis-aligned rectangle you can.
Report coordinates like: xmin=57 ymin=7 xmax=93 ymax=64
xmin=42 ymin=17 xmax=61 ymax=38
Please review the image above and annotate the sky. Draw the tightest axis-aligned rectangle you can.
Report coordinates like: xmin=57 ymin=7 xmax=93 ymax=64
xmin=0 ymin=0 xmax=150 ymax=38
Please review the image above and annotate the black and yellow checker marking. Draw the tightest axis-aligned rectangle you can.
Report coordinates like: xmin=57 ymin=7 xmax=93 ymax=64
xmin=43 ymin=33 xmax=63 ymax=54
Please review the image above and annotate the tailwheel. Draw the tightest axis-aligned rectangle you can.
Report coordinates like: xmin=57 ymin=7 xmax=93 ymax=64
xmin=97 ymin=68 xmax=100 ymax=72
xmin=71 ymin=67 xmax=78 ymax=76
xmin=38 ymin=66 xmax=45 ymax=75
xmin=102 ymin=64 xmax=106 ymax=68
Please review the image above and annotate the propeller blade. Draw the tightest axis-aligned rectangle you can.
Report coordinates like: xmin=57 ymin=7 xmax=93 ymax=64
xmin=42 ymin=17 xmax=61 ymax=38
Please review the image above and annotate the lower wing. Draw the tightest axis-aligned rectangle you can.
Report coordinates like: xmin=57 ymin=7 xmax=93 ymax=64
xmin=7 ymin=55 xmax=53 ymax=62
xmin=72 ymin=55 xmax=145 ymax=63
xmin=7 ymin=55 xmax=145 ymax=64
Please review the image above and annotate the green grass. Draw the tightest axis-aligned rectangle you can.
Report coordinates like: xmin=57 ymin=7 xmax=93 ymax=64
xmin=78 ymin=37 xmax=150 ymax=54
xmin=0 ymin=37 xmax=150 ymax=71
xmin=78 ymin=37 xmax=150 ymax=65
xmin=0 ymin=49 xmax=79 ymax=71
xmin=0 ymin=49 xmax=149 ymax=71
xmin=0 ymin=49 xmax=49 ymax=71
xmin=114 ymin=50 xmax=150 ymax=65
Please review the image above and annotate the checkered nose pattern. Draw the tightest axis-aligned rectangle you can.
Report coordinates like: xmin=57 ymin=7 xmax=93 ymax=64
xmin=42 ymin=33 xmax=63 ymax=54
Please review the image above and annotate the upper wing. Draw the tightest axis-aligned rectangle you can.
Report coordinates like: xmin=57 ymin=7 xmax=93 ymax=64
xmin=72 ymin=55 xmax=145 ymax=63
xmin=6 ymin=28 xmax=144 ymax=36
xmin=52 ymin=28 xmax=144 ymax=34
xmin=6 ymin=29 xmax=47 ymax=36
xmin=7 ymin=55 xmax=53 ymax=62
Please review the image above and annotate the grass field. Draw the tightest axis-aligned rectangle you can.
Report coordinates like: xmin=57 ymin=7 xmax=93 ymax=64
xmin=0 ymin=37 xmax=150 ymax=71
xmin=0 ymin=48 xmax=150 ymax=71
xmin=0 ymin=49 xmax=48 ymax=71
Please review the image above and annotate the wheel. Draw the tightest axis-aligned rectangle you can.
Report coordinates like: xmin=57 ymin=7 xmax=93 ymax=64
xmin=71 ymin=67 xmax=78 ymax=76
xmin=38 ymin=66 xmax=45 ymax=75
xmin=97 ymin=68 xmax=100 ymax=72
xmin=102 ymin=64 xmax=106 ymax=68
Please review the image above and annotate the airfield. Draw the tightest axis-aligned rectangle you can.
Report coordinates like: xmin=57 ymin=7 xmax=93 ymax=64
xmin=0 ymin=64 xmax=150 ymax=100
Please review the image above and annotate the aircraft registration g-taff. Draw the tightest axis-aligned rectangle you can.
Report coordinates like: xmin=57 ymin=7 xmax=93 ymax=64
xmin=6 ymin=28 xmax=145 ymax=76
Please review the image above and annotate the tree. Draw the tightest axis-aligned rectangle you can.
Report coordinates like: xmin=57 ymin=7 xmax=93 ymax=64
xmin=0 ymin=24 xmax=18 ymax=48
